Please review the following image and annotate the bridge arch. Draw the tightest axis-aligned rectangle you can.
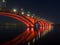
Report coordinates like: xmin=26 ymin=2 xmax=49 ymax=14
xmin=0 ymin=12 xmax=30 ymax=27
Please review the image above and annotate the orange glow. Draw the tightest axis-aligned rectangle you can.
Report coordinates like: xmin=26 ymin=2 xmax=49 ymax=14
xmin=38 ymin=20 xmax=45 ymax=34
xmin=38 ymin=29 xmax=40 ymax=36
xmin=0 ymin=12 xmax=30 ymax=27
xmin=49 ymin=24 xmax=52 ymax=30
xmin=20 ymin=16 xmax=34 ymax=27
xmin=41 ymin=21 xmax=45 ymax=33
xmin=45 ymin=22 xmax=49 ymax=31
xmin=38 ymin=20 xmax=51 ymax=35
xmin=38 ymin=21 xmax=42 ymax=34
xmin=25 ymin=30 xmax=34 ymax=42
xmin=27 ymin=28 xmax=30 ymax=33
xmin=25 ymin=16 xmax=35 ymax=24
xmin=46 ymin=23 xmax=49 ymax=30
xmin=0 ymin=12 xmax=53 ymax=44
xmin=42 ymin=22 xmax=45 ymax=31
xmin=0 ymin=12 xmax=32 ymax=45
xmin=31 ymin=28 xmax=34 ymax=32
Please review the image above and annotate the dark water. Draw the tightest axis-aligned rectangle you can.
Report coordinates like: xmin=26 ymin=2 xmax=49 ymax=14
xmin=22 ymin=24 xmax=60 ymax=45
xmin=29 ymin=24 xmax=60 ymax=45
xmin=0 ymin=16 xmax=27 ymax=44
xmin=39 ymin=24 xmax=60 ymax=45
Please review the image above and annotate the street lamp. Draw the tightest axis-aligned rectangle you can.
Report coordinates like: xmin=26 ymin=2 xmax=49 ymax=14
xmin=31 ymin=13 xmax=35 ymax=18
xmin=20 ymin=8 xmax=25 ymax=15
xmin=27 ymin=11 xmax=30 ymax=16
xmin=13 ymin=8 xmax=17 ymax=13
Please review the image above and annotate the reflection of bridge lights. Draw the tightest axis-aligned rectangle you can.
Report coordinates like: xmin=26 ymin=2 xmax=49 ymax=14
xmin=36 ymin=36 xmax=38 ymax=40
xmin=27 ymin=28 xmax=30 ymax=32
xmin=33 ymin=38 xmax=35 ymax=43
xmin=28 ymin=41 xmax=30 ymax=45
xmin=39 ymin=34 xmax=40 ymax=38
xmin=42 ymin=30 xmax=48 ymax=36
xmin=31 ymin=28 xmax=34 ymax=32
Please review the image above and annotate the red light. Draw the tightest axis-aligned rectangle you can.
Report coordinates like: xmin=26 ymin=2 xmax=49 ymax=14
xmin=27 ymin=28 xmax=30 ymax=32
xmin=31 ymin=28 xmax=34 ymax=32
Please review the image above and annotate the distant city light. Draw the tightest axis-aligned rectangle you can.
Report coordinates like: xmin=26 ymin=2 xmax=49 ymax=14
xmin=27 ymin=11 xmax=30 ymax=14
xmin=13 ymin=9 xmax=17 ymax=12
xmin=27 ymin=14 xmax=30 ymax=16
xmin=32 ymin=13 xmax=35 ymax=17
xmin=21 ymin=8 xmax=23 ymax=11
xmin=3 ymin=0 xmax=5 ymax=2
xmin=20 ymin=8 xmax=25 ymax=15
xmin=27 ymin=11 xmax=30 ymax=16
xmin=31 ymin=16 xmax=34 ymax=17
xmin=21 ymin=11 xmax=24 ymax=15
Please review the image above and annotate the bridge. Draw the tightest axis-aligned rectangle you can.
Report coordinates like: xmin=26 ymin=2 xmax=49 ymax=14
xmin=0 ymin=11 xmax=53 ymax=45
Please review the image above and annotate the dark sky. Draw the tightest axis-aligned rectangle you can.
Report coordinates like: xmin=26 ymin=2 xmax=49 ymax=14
xmin=6 ymin=0 xmax=60 ymax=24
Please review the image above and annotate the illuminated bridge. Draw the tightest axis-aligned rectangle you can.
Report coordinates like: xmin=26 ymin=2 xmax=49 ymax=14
xmin=0 ymin=11 xmax=53 ymax=45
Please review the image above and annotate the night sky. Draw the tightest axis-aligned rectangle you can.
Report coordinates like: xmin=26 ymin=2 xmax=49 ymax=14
xmin=6 ymin=0 xmax=60 ymax=24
